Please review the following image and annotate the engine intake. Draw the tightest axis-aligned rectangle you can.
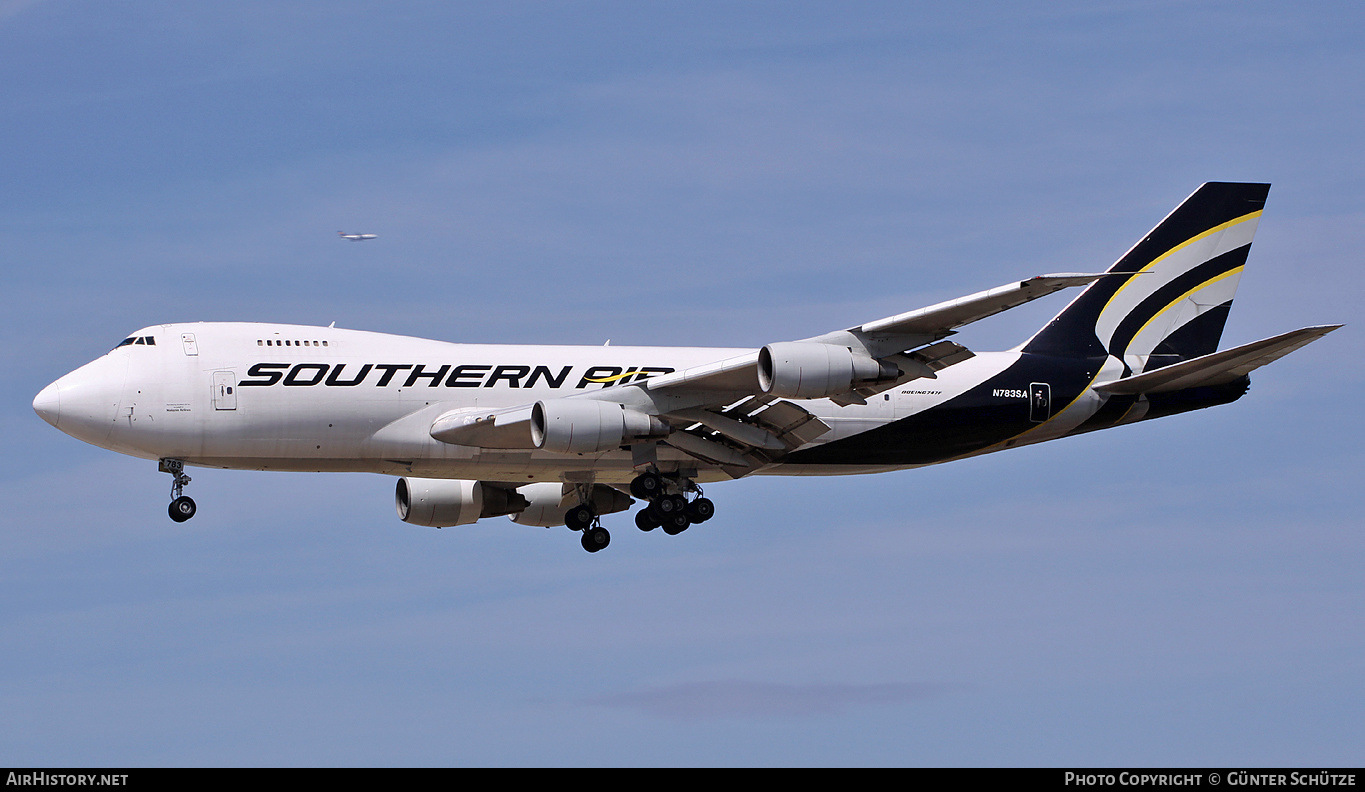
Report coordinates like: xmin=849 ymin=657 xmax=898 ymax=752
xmin=757 ymin=342 xmax=900 ymax=399
xmin=530 ymin=399 xmax=667 ymax=454
xmin=395 ymin=478 xmax=528 ymax=528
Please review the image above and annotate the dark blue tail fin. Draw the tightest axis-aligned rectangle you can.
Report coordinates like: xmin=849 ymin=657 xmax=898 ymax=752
xmin=1024 ymin=182 xmax=1270 ymax=374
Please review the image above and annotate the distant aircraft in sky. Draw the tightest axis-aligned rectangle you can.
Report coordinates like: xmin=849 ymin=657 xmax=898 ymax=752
xmin=35 ymin=184 xmax=1338 ymax=553
xmin=338 ymin=232 xmax=377 ymax=241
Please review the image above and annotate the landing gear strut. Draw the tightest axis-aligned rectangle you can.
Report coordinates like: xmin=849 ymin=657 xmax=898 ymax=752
xmin=161 ymin=458 xmax=196 ymax=523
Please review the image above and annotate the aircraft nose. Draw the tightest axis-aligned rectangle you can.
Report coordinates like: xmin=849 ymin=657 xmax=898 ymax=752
xmin=33 ymin=381 xmax=61 ymax=428
xmin=34 ymin=358 xmax=124 ymax=446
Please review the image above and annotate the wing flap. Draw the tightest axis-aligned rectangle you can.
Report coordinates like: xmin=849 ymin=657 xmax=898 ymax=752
xmin=745 ymin=400 xmax=832 ymax=446
xmin=664 ymin=395 xmax=831 ymax=453
xmin=665 ymin=407 xmax=787 ymax=451
xmin=662 ymin=431 xmax=760 ymax=468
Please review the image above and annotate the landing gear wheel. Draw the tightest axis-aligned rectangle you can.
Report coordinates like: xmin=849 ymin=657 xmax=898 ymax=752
xmin=168 ymin=496 xmax=196 ymax=523
xmin=662 ymin=512 xmax=691 ymax=535
xmin=161 ymin=458 xmax=196 ymax=522
xmin=649 ymin=495 xmax=687 ymax=521
xmin=581 ymin=526 xmax=610 ymax=552
xmin=565 ymin=504 xmax=595 ymax=531
xmin=685 ymin=497 xmax=715 ymax=523
xmin=635 ymin=509 xmax=660 ymax=532
xmin=630 ymin=472 xmax=664 ymax=500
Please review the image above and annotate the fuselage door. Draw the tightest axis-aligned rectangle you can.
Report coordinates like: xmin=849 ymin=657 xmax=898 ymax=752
xmin=182 ymin=333 xmax=199 ymax=356
xmin=213 ymin=371 xmax=237 ymax=410
xmin=1029 ymin=382 xmax=1051 ymax=423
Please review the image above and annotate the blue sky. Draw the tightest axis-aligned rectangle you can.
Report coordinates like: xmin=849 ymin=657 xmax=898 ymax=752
xmin=2 ymin=1 xmax=1361 ymax=766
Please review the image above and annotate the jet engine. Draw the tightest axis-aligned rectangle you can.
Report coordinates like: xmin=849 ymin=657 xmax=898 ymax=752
xmin=510 ymin=482 xmax=634 ymax=527
xmin=757 ymin=342 xmax=900 ymax=399
xmin=530 ymin=399 xmax=668 ymax=454
xmin=395 ymin=478 xmax=528 ymax=528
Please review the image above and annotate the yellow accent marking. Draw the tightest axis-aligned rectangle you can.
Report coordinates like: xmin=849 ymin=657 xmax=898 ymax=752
xmin=971 ymin=212 xmax=1261 ymax=458
xmin=1127 ymin=265 xmax=1245 ymax=351
xmin=1101 ymin=210 xmax=1261 ymax=319
xmin=584 ymin=372 xmax=638 ymax=384
xmin=987 ymin=369 xmax=1101 ymax=450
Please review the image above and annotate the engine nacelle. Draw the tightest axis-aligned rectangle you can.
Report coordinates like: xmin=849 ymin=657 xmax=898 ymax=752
xmin=508 ymin=482 xmax=566 ymax=527
xmin=510 ymin=482 xmax=635 ymax=527
xmin=757 ymin=342 xmax=899 ymax=399
xmin=530 ymin=399 xmax=667 ymax=454
xmin=395 ymin=478 xmax=528 ymax=528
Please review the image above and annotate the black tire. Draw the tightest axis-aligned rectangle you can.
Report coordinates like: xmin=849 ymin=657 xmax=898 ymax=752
xmin=635 ymin=509 xmax=659 ymax=532
xmin=650 ymin=495 xmax=686 ymax=519
xmin=661 ymin=513 xmax=691 ymax=535
xmin=564 ymin=504 xmax=595 ymax=531
xmin=581 ymin=526 xmax=610 ymax=552
xmin=168 ymin=496 xmax=196 ymax=523
xmin=686 ymin=497 xmax=715 ymax=523
xmin=630 ymin=472 xmax=663 ymax=500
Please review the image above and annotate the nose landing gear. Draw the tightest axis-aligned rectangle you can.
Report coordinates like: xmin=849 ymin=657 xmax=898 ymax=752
xmin=160 ymin=458 xmax=196 ymax=523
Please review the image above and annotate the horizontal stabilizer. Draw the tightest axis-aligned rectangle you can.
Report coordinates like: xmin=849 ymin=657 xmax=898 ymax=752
xmin=1094 ymin=324 xmax=1341 ymax=395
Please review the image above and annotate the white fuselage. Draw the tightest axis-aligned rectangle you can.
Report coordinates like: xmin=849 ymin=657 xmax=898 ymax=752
xmin=34 ymin=322 xmax=1023 ymax=483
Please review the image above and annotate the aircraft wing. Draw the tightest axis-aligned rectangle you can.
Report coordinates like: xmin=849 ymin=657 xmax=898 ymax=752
xmin=615 ymin=274 xmax=1108 ymax=469
xmin=430 ymin=272 xmax=1107 ymax=473
xmin=813 ymin=273 xmax=1106 ymax=351
xmin=639 ymin=273 xmax=1109 ymax=395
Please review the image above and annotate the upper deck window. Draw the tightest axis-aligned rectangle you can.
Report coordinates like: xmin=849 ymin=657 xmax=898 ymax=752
xmin=256 ymin=337 xmax=330 ymax=347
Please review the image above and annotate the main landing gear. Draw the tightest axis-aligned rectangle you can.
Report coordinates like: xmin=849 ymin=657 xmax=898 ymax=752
xmin=161 ymin=458 xmax=196 ymax=523
xmin=629 ymin=471 xmax=714 ymax=537
xmin=562 ymin=471 xmax=717 ymax=553
xmin=564 ymin=500 xmax=611 ymax=553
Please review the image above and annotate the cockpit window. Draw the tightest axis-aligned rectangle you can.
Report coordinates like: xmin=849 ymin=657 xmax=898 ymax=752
xmin=117 ymin=338 xmax=136 ymax=348
xmin=114 ymin=336 xmax=156 ymax=350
